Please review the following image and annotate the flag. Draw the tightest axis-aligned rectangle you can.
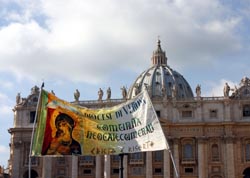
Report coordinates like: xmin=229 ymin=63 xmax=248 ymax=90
xmin=32 ymin=89 xmax=169 ymax=156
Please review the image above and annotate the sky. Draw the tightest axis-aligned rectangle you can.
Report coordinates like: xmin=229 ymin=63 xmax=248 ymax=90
xmin=0 ymin=0 xmax=250 ymax=169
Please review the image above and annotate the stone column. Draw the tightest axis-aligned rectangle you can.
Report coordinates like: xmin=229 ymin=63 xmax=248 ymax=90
xmin=11 ymin=146 xmax=21 ymax=178
xmin=123 ymin=155 xmax=128 ymax=178
xmin=173 ymin=139 xmax=180 ymax=178
xmin=198 ymin=137 xmax=206 ymax=178
xmin=104 ymin=155 xmax=111 ymax=178
xmin=196 ymin=102 xmax=203 ymax=122
xmin=224 ymin=100 xmax=231 ymax=121
xmin=146 ymin=151 xmax=152 ymax=178
xmin=96 ymin=155 xmax=102 ymax=178
xmin=224 ymin=137 xmax=235 ymax=178
xmin=42 ymin=157 xmax=52 ymax=178
xmin=164 ymin=149 xmax=171 ymax=178
xmin=71 ymin=156 xmax=78 ymax=178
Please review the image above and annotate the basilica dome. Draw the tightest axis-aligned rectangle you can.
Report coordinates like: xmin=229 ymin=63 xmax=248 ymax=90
xmin=127 ymin=40 xmax=194 ymax=99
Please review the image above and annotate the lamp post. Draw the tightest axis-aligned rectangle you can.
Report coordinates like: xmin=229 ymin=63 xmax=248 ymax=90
xmin=119 ymin=154 xmax=124 ymax=178
xmin=119 ymin=154 xmax=128 ymax=178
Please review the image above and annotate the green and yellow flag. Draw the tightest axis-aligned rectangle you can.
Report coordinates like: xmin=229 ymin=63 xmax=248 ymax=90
xmin=32 ymin=89 xmax=168 ymax=156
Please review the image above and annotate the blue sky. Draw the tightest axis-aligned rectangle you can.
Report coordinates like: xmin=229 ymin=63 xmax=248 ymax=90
xmin=0 ymin=0 xmax=250 ymax=168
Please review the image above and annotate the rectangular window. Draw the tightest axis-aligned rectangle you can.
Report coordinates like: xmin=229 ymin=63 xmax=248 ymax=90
xmin=112 ymin=155 xmax=120 ymax=162
xmin=82 ymin=169 xmax=92 ymax=175
xmin=184 ymin=167 xmax=193 ymax=174
xmin=182 ymin=111 xmax=192 ymax=118
xmin=131 ymin=166 xmax=143 ymax=175
xmin=156 ymin=110 xmax=161 ymax=117
xmin=210 ymin=109 xmax=218 ymax=118
xmin=183 ymin=144 xmax=194 ymax=160
xmin=79 ymin=156 xmax=94 ymax=165
xmin=154 ymin=168 xmax=163 ymax=175
xmin=129 ymin=153 xmax=144 ymax=164
xmin=211 ymin=144 xmax=220 ymax=162
xmin=243 ymin=105 xmax=250 ymax=117
xmin=30 ymin=111 xmax=36 ymax=123
xmin=112 ymin=168 xmax=119 ymax=174
xmin=83 ymin=156 xmax=93 ymax=161
xmin=153 ymin=151 xmax=163 ymax=162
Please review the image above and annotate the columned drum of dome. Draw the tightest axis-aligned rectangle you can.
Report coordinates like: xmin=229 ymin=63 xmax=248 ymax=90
xmin=128 ymin=40 xmax=194 ymax=100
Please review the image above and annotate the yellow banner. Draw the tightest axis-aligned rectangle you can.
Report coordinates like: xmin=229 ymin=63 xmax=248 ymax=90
xmin=32 ymin=89 xmax=169 ymax=156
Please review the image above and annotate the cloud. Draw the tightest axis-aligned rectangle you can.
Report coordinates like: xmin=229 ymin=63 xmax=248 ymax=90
xmin=0 ymin=80 xmax=13 ymax=89
xmin=0 ymin=93 xmax=13 ymax=115
xmin=0 ymin=105 xmax=12 ymax=116
xmin=0 ymin=0 xmax=246 ymax=84
xmin=203 ymin=79 xmax=238 ymax=97
xmin=0 ymin=145 xmax=9 ymax=154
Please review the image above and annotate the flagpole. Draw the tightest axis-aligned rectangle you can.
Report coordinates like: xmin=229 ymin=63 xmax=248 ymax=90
xmin=169 ymin=149 xmax=179 ymax=178
xmin=28 ymin=82 xmax=44 ymax=178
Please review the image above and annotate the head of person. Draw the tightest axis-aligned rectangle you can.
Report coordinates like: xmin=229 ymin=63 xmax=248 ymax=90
xmin=55 ymin=113 xmax=75 ymax=138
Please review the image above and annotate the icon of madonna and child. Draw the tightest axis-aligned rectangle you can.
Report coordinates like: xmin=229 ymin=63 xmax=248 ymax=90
xmin=42 ymin=113 xmax=82 ymax=155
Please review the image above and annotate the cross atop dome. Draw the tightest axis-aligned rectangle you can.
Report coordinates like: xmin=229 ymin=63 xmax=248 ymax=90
xmin=151 ymin=39 xmax=168 ymax=66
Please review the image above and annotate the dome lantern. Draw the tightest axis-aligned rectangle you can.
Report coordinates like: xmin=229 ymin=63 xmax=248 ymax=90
xmin=151 ymin=39 xmax=168 ymax=66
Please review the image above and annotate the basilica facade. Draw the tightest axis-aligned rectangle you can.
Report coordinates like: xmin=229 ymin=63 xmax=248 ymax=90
xmin=8 ymin=40 xmax=250 ymax=178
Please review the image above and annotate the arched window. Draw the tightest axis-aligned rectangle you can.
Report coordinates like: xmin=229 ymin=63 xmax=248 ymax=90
xmin=183 ymin=144 xmax=193 ymax=160
xmin=181 ymin=138 xmax=196 ymax=163
xmin=23 ymin=169 xmax=38 ymax=178
xmin=211 ymin=144 xmax=219 ymax=161
xmin=243 ymin=167 xmax=250 ymax=178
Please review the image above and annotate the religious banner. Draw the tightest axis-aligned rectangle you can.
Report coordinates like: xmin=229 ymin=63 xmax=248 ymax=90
xmin=32 ymin=89 xmax=169 ymax=156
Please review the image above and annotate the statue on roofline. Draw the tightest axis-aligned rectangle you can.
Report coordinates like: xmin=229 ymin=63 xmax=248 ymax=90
xmin=74 ymin=89 xmax=80 ymax=101
xmin=106 ymin=87 xmax=111 ymax=100
xmin=196 ymin=84 xmax=201 ymax=97
xmin=121 ymin=86 xmax=127 ymax=99
xmin=223 ymin=83 xmax=230 ymax=97
xmin=98 ymin=88 xmax=103 ymax=101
